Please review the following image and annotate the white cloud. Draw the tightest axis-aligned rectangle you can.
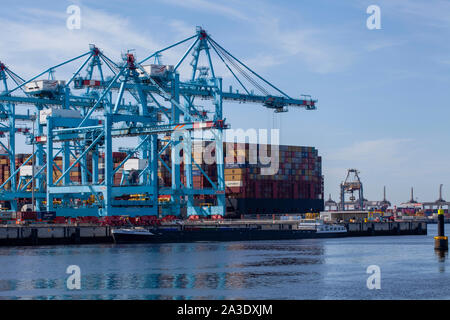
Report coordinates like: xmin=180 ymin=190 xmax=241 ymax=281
xmin=364 ymin=39 xmax=407 ymax=52
xmin=159 ymin=0 xmax=356 ymax=74
xmin=168 ymin=20 xmax=197 ymax=39
xmin=323 ymin=139 xmax=414 ymax=202
xmin=323 ymin=137 xmax=450 ymax=204
xmin=246 ymin=15 xmax=356 ymax=74
xmin=327 ymin=138 xmax=412 ymax=166
xmin=0 ymin=4 xmax=241 ymax=91
xmin=0 ymin=6 xmax=175 ymax=79
xmin=243 ymin=53 xmax=283 ymax=70
xmin=160 ymin=0 xmax=250 ymax=21
xmin=378 ymin=0 xmax=450 ymax=28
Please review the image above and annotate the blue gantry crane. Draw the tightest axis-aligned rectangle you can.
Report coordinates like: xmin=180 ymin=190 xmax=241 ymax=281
xmin=0 ymin=61 xmax=36 ymax=211
xmin=0 ymin=27 xmax=317 ymax=217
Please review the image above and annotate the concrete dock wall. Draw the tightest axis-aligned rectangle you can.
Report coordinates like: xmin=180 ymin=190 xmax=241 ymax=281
xmin=0 ymin=225 xmax=112 ymax=246
xmin=0 ymin=221 xmax=427 ymax=247
xmin=344 ymin=221 xmax=426 ymax=236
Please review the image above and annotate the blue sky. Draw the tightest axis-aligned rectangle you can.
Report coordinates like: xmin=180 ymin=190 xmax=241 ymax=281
xmin=1 ymin=0 xmax=450 ymax=205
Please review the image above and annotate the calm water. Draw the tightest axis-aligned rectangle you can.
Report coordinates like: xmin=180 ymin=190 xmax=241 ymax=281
xmin=0 ymin=224 xmax=448 ymax=300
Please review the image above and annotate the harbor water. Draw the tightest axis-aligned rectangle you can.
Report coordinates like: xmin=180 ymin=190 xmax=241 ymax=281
xmin=0 ymin=224 xmax=448 ymax=300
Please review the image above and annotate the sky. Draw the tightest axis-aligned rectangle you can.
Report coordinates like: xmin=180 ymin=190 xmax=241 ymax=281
xmin=1 ymin=0 xmax=450 ymax=206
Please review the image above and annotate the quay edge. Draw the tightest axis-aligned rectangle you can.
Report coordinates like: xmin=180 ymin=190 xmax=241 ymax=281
xmin=0 ymin=221 xmax=427 ymax=247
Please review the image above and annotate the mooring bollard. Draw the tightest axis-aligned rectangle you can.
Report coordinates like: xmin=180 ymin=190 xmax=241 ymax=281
xmin=434 ymin=209 xmax=448 ymax=251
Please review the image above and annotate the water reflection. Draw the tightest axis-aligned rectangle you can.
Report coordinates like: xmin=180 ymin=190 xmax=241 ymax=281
xmin=0 ymin=240 xmax=328 ymax=299
xmin=435 ymin=249 xmax=448 ymax=273
xmin=1 ymin=229 xmax=449 ymax=299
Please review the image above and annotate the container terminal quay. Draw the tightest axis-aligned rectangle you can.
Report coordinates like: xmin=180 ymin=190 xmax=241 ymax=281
xmin=0 ymin=28 xmax=441 ymax=246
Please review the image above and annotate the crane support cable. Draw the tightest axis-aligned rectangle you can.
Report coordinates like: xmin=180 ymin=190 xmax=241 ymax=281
xmin=209 ymin=40 xmax=261 ymax=92
xmin=139 ymin=34 xmax=197 ymax=65
xmin=208 ymin=39 xmax=251 ymax=95
xmin=5 ymin=69 xmax=25 ymax=85
xmin=208 ymin=37 xmax=291 ymax=99
xmin=4 ymin=68 xmax=34 ymax=96
xmin=99 ymin=53 xmax=120 ymax=75
xmin=208 ymin=39 xmax=270 ymax=96
xmin=210 ymin=40 xmax=271 ymax=96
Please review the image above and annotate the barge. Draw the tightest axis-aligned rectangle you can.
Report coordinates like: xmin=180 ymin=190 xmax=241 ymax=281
xmin=111 ymin=221 xmax=348 ymax=244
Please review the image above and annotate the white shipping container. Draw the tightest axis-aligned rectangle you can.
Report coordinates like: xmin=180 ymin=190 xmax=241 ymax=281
xmin=139 ymin=65 xmax=174 ymax=77
xmin=225 ymin=181 xmax=243 ymax=187
xmin=19 ymin=165 xmax=41 ymax=177
xmin=20 ymin=166 xmax=33 ymax=177
xmin=24 ymin=80 xmax=65 ymax=93
xmin=124 ymin=159 xmax=148 ymax=171
xmin=39 ymin=108 xmax=82 ymax=124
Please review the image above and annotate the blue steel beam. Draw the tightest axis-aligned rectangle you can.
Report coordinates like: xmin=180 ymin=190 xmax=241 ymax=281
xmin=0 ymin=27 xmax=316 ymax=218
xmin=139 ymin=35 xmax=197 ymax=65
xmin=7 ymin=51 xmax=91 ymax=95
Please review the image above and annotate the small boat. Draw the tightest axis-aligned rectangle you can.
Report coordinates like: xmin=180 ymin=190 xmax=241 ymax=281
xmin=297 ymin=219 xmax=347 ymax=234
xmin=315 ymin=223 xmax=347 ymax=234
xmin=111 ymin=227 xmax=154 ymax=243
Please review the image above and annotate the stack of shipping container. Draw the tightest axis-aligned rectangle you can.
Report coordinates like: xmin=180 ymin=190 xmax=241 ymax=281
xmin=0 ymin=153 xmax=85 ymax=189
xmin=112 ymin=152 xmax=126 ymax=185
xmin=0 ymin=155 xmax=10 ymax=190
xmin=0 ymin=142 xmax=324 ymax=215
xmin=159 ymin=142 xmax=324 ymax=215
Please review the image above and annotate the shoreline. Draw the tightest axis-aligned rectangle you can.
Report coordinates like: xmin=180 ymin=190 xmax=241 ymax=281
xmin=0 ymin=221 xmax=427 ymax=247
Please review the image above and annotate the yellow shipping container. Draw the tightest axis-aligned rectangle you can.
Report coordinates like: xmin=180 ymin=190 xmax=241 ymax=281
xmin=224 ymin=168 xmax=246 ymax=175
xmin=225 ymin=174 xmax=245 ymax=181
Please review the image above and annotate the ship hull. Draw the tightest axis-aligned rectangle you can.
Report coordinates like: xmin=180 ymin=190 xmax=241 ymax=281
xmin=112 ymin=228 xmax=348 ymax=244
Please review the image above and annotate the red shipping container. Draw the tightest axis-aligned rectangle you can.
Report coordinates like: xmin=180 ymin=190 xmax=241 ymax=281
xmin=17 ymin=211 xmax=37 ymax=220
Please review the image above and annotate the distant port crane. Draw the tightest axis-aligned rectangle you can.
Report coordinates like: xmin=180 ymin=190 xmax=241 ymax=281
xmin=0 ymin=27 xmax=317 ymax=217
xmin=340 ymin=169 xmax=364 ymax=211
